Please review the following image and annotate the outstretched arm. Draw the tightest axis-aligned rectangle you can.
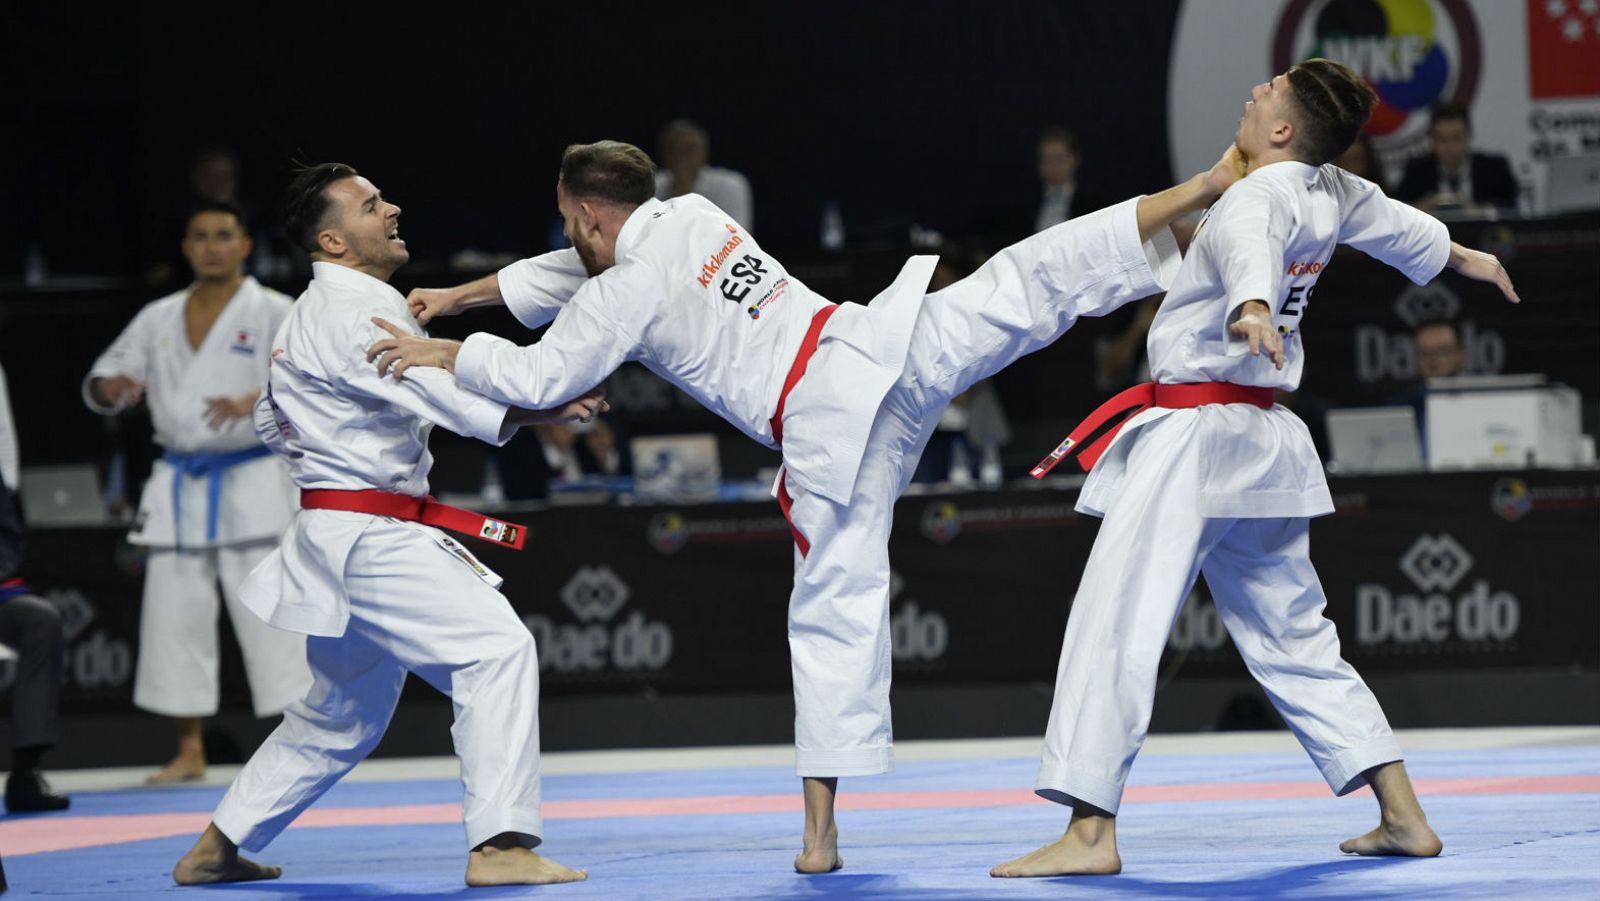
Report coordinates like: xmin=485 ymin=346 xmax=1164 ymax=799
xmin=408 ymin=248 xmax=589 ymax=328
xmin=1136 ymin=144 xmax=1246 ymax=243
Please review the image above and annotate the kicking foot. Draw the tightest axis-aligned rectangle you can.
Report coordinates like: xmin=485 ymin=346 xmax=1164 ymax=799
xmin=1340 ymin=818 xmax=1443 ymax=857
xmin=173 ymin=827 xmax=281 ymax=885
xmin=465 ymin=846 xmax=587 ymax=886
xmin=991 ymin=831 xmax=1120 ymax=877
xmin=147 ymin=754 xmax=206 ymax=785
xmin=794 ymin=825 xmax=842 ymax=874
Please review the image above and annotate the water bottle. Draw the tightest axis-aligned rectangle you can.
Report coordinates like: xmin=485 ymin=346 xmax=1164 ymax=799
xmin=820 ymin=202 xmax=844 ymax=250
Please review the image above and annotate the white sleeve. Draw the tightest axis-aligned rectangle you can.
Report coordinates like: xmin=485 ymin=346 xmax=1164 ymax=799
xmin=1335 ymin=172 xmax=1451 ymax=285
xmin=83 ymin=303 xmax=158 ymax=414
xmin=0 ymin=362 xmax=17 ymax=491
xmin=334 ymin=317 xmax=515 ymax=446
xmin=497 ymin=249 xmax=590 ymax=330
xmin=455 ymin=270 xmax=645 ymax=411
xmin=1211 ymin=184 xmax=1290 ymax=355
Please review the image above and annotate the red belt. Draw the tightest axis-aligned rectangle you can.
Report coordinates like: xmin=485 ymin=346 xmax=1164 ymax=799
xmin=769 ymin=304 xmax=838 ymax=446
xmin=769 ymin=304 xmax=838 ymax=558
xmin=1030 ymin=382 xmax=1274 ymax=478
xmin=300 ymin=489 xmax=528 ymax=550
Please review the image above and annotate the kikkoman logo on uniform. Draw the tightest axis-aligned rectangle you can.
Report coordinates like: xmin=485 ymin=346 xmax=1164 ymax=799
xmin=1356 ymin=533 xmax=1519 ymax=647
xmin=523 ymin=565 xmax=674 ymax=673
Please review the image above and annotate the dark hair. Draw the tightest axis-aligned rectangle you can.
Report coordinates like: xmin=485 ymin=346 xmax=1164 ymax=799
xmin=185 ymin=199 xmax=248 ymax=234
xmin=1429 ymin=102 xmax=1471 ymax=132
xmin=1286 ymin=58 xmax=1378 ymax=166
xmin=1038 ymin=127 xmax=1079 ymax=154
xmin=559 ymin=141 xmax=657 ymax=207
xmin=1414 ymin=316 xmax=1462 ymax=343
xmin=281 ymin=162 xmax=359 ymax=254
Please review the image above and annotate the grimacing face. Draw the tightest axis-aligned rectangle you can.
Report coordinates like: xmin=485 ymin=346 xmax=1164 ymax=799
xmin=323 ymin=176 xmax=408 ymax=270
xmin=181 ymin=211 xmax=252 ymax=280
xmin=1235 ymin=72 xmax=1293 ymax=159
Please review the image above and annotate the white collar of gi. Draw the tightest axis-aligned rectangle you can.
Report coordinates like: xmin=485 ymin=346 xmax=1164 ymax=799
xmin=311 ymin=260 xmax=406 ymax=304
xmin=1250 ymin=159 xmax=1320 ymax=185
xmin=614 ymin=197 xmax=665 ymax=265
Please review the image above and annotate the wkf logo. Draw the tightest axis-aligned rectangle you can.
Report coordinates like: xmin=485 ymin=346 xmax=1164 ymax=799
xmin=1273 ymin=0 xmax=1482 ymax=153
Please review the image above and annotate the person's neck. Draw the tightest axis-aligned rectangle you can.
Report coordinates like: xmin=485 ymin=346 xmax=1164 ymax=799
xmin=1243 ymin=146 xmax=1302 ymax=174
xmin=327 ymin=256 xmax=398 ymax=284
xmin=189 ymin=271 xmax=244 ymax=309
xmin=1439 ymin=157 xmax=1466 ymax=177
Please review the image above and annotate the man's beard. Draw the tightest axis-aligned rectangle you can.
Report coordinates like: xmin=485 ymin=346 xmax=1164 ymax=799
xmin=574 ymin=237 xmax=605 ymax=277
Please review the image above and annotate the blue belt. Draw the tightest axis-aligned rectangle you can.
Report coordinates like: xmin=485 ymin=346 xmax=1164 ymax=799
xmin=162 ymin=445 xmax=274 ymax=545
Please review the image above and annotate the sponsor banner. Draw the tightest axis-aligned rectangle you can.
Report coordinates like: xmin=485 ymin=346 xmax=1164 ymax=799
xmin=11 ymin=472 xmax=1597 ymax=716
xmin=1169 ymin=0 xmax=1600 ymax=214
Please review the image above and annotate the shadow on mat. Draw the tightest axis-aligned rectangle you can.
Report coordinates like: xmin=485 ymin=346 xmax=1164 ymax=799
xmin=1049 ymin=857 xmax=1421 ymax=901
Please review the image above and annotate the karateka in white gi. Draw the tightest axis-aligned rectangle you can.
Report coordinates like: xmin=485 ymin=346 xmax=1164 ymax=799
xmin=993 ymin=60 xmax=1519 ymax=879
xmin=172 ymin=164 xmax=598 ymax=888
xmin=85 ymin=201 xmax=310 ymax=784
xmin=369 ymin=139 xmax=1245 ymax=873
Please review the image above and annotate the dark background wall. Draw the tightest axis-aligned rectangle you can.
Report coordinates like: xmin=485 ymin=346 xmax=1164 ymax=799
xmin=4 ymin=1 xmax=1183 ymax=277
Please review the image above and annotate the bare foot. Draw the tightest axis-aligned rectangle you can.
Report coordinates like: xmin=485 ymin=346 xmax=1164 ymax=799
xmin=1340 ymin=818 xmax=1443 ymax=857
xmin=147 ymin=753 xmax=206 ymax=785
xmin=992 ymin=809 xmax=1120 ymax=878
xmin=173 ymin=824 xmax=281 ymax=885
xmin=465 ymin=845 xmax=587 ymax=886
xmin=794 ymin=824 xmax=842 ymax=874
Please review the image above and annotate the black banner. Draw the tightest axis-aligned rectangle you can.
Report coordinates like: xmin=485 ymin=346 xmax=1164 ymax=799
xmin=10 ymin=470 xmax=1597 ymax=717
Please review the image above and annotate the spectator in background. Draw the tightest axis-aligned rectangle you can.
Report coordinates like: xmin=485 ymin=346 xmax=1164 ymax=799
xmin=0 ymin=361 xmax=70 ymax=813
xmin=1033 ymin=127 xmax=1104 ymax=233
xmin=1389 ymin=317 xmax=1467 ymax=458
xmin=655 ymin=120 xmax=752 ymax=230
xmin=1395 ymin=103 xmax=1518 ymax=212
xmin=86 ymin=201 xmax=310 ymax=784
xmin=1334 ymin=133 xmax=1388 ymax=195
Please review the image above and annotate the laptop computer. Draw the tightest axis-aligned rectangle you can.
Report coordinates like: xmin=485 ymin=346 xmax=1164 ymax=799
xmin=629 ymin=434 xmax=721 ymax=501
xmin=18 ymin=465 xmax=107 ymax=527
xmin=1325 ymin=407 xmax=1425 ymax=475
xmin=1546 ymin=154 xmax=1600 ymax=214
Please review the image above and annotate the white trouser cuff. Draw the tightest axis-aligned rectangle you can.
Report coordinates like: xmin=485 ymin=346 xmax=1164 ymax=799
xmin=465 ymin=807 xmax=544 ymax=852
xmin=1327 ymin=737 xmax=1406 ymax=796
xmin=212 ymin=802 xmax=277 ymax=854
xmin=1035 ymin=766 xmax=1125 ymax=816
xmin=796 ymin=745 xmax=894 ymax=777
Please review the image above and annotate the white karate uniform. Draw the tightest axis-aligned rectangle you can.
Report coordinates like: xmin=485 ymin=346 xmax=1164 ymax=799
xmin=457 ymin=193 xmax=1178 ymax=776
xmin=84 ymin=277 xmax=308 ymax=718
xmin=1036 ymin=162 xmax=1451 ymax=814
xmin=213 ymin=261 xmax=543 ymax=853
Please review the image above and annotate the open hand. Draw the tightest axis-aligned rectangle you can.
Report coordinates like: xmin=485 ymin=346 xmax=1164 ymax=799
xmin=1447 ymin=243 xmax=1520 ymax=304
xmin=1229 ymin=300 xmax=1284 ymax=370
xmin=203 ymin=391 xmax=260 ymax=431
xmin=366 ymin=318 xmax=462 ymax=380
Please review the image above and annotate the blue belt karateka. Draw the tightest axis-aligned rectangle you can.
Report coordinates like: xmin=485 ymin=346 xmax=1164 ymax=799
xmin=162 ymin=445 xmax=274 ymax=546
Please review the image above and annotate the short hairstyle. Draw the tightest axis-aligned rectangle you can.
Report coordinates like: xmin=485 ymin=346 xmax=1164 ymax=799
xmin=1038 ymin=126 xmax=1079 ymax=154
xmin=1429 ymin=101 xmax=1471 ymax=132
xmin=1285 ymin=58 xmax=1378 ymax=166
xmin=281 ymin=162 xmax=359 ymax=254
xmin=559 ymin=141 xmax=657 ymax=207
xmin=185 ymin=199 xmax=247 ymax=234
